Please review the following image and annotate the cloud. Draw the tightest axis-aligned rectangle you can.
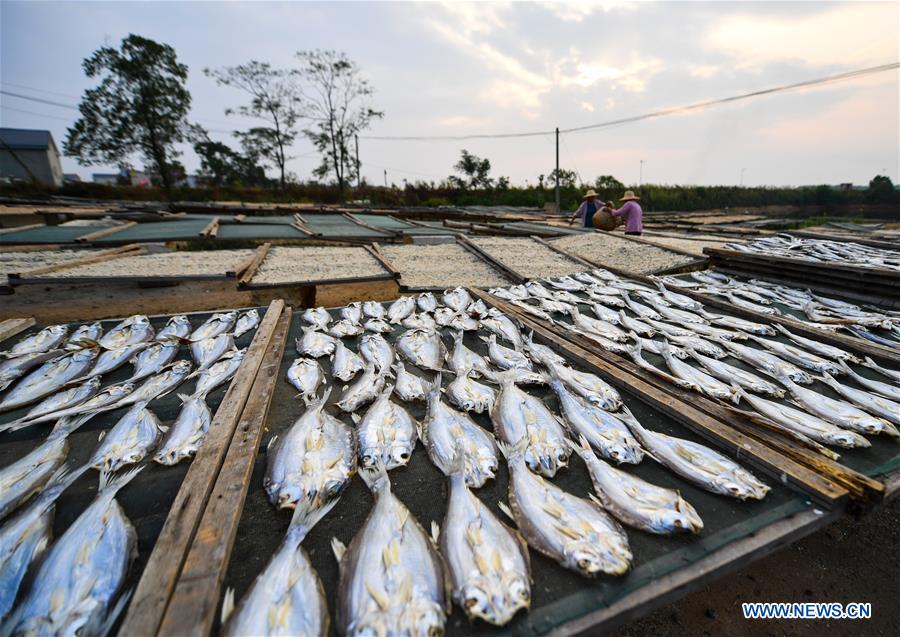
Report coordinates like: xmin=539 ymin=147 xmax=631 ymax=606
xmin=538 ymin=1 xmax=634 ymax=23
xmin=580 ymin=100 xmax=595 ymax=112
xmin=705 ymin=2 xmax=899 ymax=70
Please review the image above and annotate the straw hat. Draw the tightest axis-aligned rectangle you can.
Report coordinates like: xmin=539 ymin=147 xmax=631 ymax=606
xmin=582 ymin=189 xmax=599 ymax=200
xmin=619 ymin=190 xmax=641 ymax=202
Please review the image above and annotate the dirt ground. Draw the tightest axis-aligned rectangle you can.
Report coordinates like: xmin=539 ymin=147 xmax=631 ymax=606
xmin=2 ymin=279 xmax=897 ymax=636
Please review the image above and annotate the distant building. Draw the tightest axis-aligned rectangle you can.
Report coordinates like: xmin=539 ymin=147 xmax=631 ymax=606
xmin=0 ymin=128 xmax=64 ymax=187
xmin=92 ymin=173 xmax=120 ymax=185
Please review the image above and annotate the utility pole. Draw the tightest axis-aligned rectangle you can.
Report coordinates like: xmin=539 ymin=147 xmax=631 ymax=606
xmin=555 ymin=127 xmax=560 ymax=214
xmin=383 ymin=169 xmax=388 ymax=188
xmin=639 ymin=159 xmax=645 ymax=190
xmin=740 ymin=167 xmax=746 ymax=186
xmin=355 ymin=134 xmax=361 ymax=189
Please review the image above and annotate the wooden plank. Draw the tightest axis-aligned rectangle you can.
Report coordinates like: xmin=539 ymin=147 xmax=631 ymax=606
xmin=198 ymin=216 xmax=220 ymax=238
xmin=158 ymin=307 xmax=292 ymax=637
xmin=236 ymin=242 xmax=271 ymax=286
xmin=118 ymin=299 xmax=285 ymax=637
xmin=241 ymin=272 xmax=396 ymax=291
xmin=549 ymin=505 xmax=842 ymax=637
xmin=10 ymin=245 xmax=145 ymax=279
xmin=0 ymin=223 xmax=43 ymax=236
xmin=233 ymin=214 xmax=247 ymax=223
xmin=455 ymin=233 xmax=527 ymax=283
xmin=290 ymin=221 xmax=318 ymax=237
xmin=0 ymin=317 xmax=35 ymax=343
xmin=470 ymin=289 xmax=852 ymax=507
xmin=364 ymin=244 xmax=400 ymax=278
xmin=75 ymin=221 xmax=137 ymax=242
xmin=651 ymin=257 xmax=709 ymax=276
xmin=343 ymin=212 xmax=398 ymax=237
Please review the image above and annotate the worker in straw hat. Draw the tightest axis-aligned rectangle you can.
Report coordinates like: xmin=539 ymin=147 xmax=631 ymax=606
xmin=568 ymin=189 xmax=602 ymax=228
xmin=607 ymin=190 xmax=644 ymax=235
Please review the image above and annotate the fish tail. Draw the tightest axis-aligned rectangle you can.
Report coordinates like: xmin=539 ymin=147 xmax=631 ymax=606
xmin=97 ymin=589 xmax=133 ymax=637
xmin=496 ymin=436 xmax=528 ymax=463
xmin=31 ymin=463 xmax=89 ymax=511
xmin=358 ymin=462 xmax=391 ymax=495
xmin=287 ymin=497 xmax=341 ymax=542
xmin=220 ymin=587 xmax=236 ymax=626
xmin=49 ymin=412 xmax=95 ymax=440
xmin=99 ymin=464 xmax=144 ymax=496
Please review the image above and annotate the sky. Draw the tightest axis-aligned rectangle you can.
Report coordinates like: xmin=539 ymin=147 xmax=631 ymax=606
xmin=1 ymin=1 xmax=898 ymax=187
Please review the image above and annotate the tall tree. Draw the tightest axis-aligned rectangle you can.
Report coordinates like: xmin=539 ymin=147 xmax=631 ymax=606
xmin=192 ymin=127 xmax=269 ymax=187
xmin=451 ymin=149 xmax=493 ymax=189
xmin=296 ymin=49 xmax=383 ymax=198
xmin=64 ymin=34 xmax=192 ymax=191
xmin=205 ymin=61 xmax=301 ymax=189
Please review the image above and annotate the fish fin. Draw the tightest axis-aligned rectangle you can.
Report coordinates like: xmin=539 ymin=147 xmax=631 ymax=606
xmin=430 ymin=520 xmax=440 ymax=544
xmin=587 ymin=493 xmax=605 ymax=509
xmin=351 ymin=412 xmax=361 ymax=425
xmin=358 ymin=462 xmax=390 ymax=495
xmin=288 ymin=496 xmax=340 ymax=541
xmin=497 ymin=501 xmax=515 ymax=522
xmin=97 ymin=588 xmax=133 ymax=637
xmin=99 ymin=465 xmax=144 ymax=495
xmin=220 ymin=587 xmax=236 ymax=625
xmin=331 ymin=537 xmax=347 ymax=563
xmin=177 ymin=393 xmax=190 ymax=404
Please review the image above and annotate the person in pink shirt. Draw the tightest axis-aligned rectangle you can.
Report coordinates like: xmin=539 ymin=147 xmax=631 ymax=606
xmin=607 ymin=190 xmax=643 ymax=235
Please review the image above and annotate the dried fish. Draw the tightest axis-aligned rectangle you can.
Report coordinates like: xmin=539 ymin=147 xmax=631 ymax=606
xmin=296 ymin=327 xmax=336 ymax=358
xmin=1 ymin=383 xmax=134 ymax=433
xmin=0 ymin=347 xmax=99 ymax=413
xmin=449 ymin=330 xmax=492 ymax=378
xmin=360 ymin=333 xmax=394 ymax=371
xmin=397 ymin=327 xmax=446 ymax=371
xmin=442 ymin=287 xmax=472 ymax=312
xmin=331 ymin=467 xmax=448 ymax=637
xmin=388 ymin=296 xmax=416 ymax=324
xmin=0 ymin=350 xmax=62 ymax=393
xmin=125 ymin=340 xmax=180 ymax=383
xmin=0 ymin=423 xmax=74 ymax=520
xmin=66 ymin=322 xmax=102 ymax=349
xmin=15 ymin=376 xmax=101 ymax=425
xmin=480 ymin=333 xmax=532 ymax=370
xmin=192 ymin=349 xmax=245 ymax=397
xmin=153 ymin=394 xmax=212 ymax=465
xmin=364 ymin=318 xmax=394 ymax=334
xmin=336 ymin=363 xmax=386 ymax=413
xmin=417 ymin=292 xmax=439 ymax=312
xmin=89 ymin=401 xmax=163 ymax=474
xmin=189 ymin=311 xmax=236 ymax=342
xmin=2 ymin=325 xmax=68 ymax=358
xmin=401 ymin=312 xmax=437 ymax=331
xmin=233 ymin=309 xmax=260 ymax=338
xmin=479 ymin=309 xmax=524 ymax=349
xmin=447 ymin=369 xmax=496 ymax=414
xmin=83 ymin=342 xmax=147 ymax=380
xmin=363 ymin=300 xmax=386 ymax=320
xmin=156 ymin=315 xmax=192 ymax=341
xmin=329 ymin=319 xmax=365 ymax=338
xmin=341 ymin=302 xmax=363 ymax=324
xmin=116 ymin=359 xmax=192 ymax=407
xmin=819 ymin=372 xmax=900 ymax=428
xmin=302 ymin=307 xmax=331 ymax=330
xmin=545 ymin=360 xmax=622 ymax=410
xmin=332 ymin=339 xmax=365 ymax=382
xmin=717 ymin=339 xmax=813 ymax=384
xmin=391 ymin=362 xmax=428 ymax=402
xmin=686 ymin=348 xmax=784 ymax=397
xmin=356 ymin=385 xmax=418 ymax=470
xmin=747 ymin=335 xmax=842 ymax=375
xmin=658 ymin=341 xmax=738 ymax=402
xmin=190 ymin=333 xmax=235 ymax=372
xmin=287 ymin=358 xmax=324 ymax=402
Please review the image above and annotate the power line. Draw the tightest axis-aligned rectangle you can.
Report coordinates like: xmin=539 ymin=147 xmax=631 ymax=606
xmin=360 ymin=62 xmax=899 ymax=141
xmin=0 ymin=81 xmax=81 ymax=100
xmin=0 ymin=105 xmax=74 ymax=122
xmin=0 ymin=90 xmax=80 ymax=110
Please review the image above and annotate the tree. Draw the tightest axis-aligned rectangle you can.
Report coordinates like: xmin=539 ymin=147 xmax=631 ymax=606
xmin=595 ymin=175 xmax=624 ymax=191
xmin=192 ymin=127 xmax=269 ymax=187
xmin=451 ymin=149 xmax=493 ymax=189
xmin=867 ymin=174 xmax=894 ymax=202
xmin=64 ymin=34 xmax=192 ymax=191
xmin=296 ymin=49 xmax=383 ymax=198
xmin=548 ymin=167 xmax=577 ymax=189
xmin=205 ymin=61 xmax=301 ymax=189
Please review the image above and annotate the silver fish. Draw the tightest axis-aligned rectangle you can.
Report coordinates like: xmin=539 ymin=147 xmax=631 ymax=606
xmin=419 ymin=375 xmax=497 ymax=487
xmin=725 ymin=292 xmax=780 ymax=315
xmin=448 ymin=369 xmax=496 ymax=413
xmin=81 ymin=342 xmax=147 ymax=380
xmin=658 ymin=341 xmax=738 ymax=402
xmin=718 ymin=339 xmax=813 ymax=384
xmin=522 ymin=331 xmax=566 ymax=367
xmin=1 ymin=383 xmax=135 ymax=432
xmin=4 ymin=469 xmax=140 ymax=637
xmin=397 ymin=328 xmax=446 ymax=371
xmin=100 ymin=314 xmax=154 ymax=349
xmin=626 ymin=341 xmax=700 ymax=392
xmin=156 ymin=314 xmax=191 ymax=341
xmin=192 ymin=349 xmax=245 ymax=397
xmin=625 ymin=411 xmax=770 ymax=499
xmin=189 ymin=311 xmax=236 ymax=342
xmin=442 ymin=287 xmax=472 ymax=312
xmin=449 ymin=331 xmax=492 ymax=378
xmin=330 ymin=340 xmax=362 ymax=383
xmin=233 ymin=309 xmax=260 ymax=338
xmin=523 ymin=281 xmax=554 ymax=300
xmin=329 ymin=319 xmax=365 ymax=338
xmin=391 ymin=362 xmax=428 ymax=402
xmin=302 ymin=307 xmax=331 ymax=330
xmin=153 ymin=394 xmax=212 ymax=465
xmin=480 ymin=333 xmax=532 ymax=370
xmin=296 ymin=327 xmax=336 ymax=358
xmin=551 ymin=289 xmax=585 ymax=306
xmin=569 ymin=307 xmax=627 ymax=342
xmin=0 ymin=425 xmax=72 ymax=520
xmin=0 ymin=350 xmax=63 ymax=393
xmin=66 ymin=322 xmax=102 ymax=349
xmin=0 ymin=465 xmax=87 ymax=621
xmin=680 ymin=319 xmax=746 ymax=341
xmin=388 ymin=296 xmax=416 ymax=324
xmin=705 ymin=313 xmax=775 ymax=336
xmin=434 ymin=307 xmax=458 ymax=327
xmin=191 ymin=333 xmax=235 ymax=372
xmin=417 ymin=292 xmax=439 ymax=312
xmin=776 ymin=374 xmax=897 ymax=437
xmin=614 ymin=309 xmax=653 ymax=335
xmin=860 ymin=356 xmax=900 ymax=383
xmin=337 ymin=363 xmax=386 ymax=413
xmin=510 ymin=299 xmax=553 ymax=321
xmin=545 ymin=275 xmax=585 ymax=292
xmin=654 ymin=282 xmax=703 ymax=311
xmin=2 ymin=324 xmax=68 ymax=358
xmin=467 ymin=299 xmax=489 ymax=318
xmin=549 ymin=378 xmax=643 ymax=464
xmin=772 ymin=324 xmax=858 ymax=362
xmin=331 ymin=468 xmax=448 ymax=637
xmin=686 ymin=348 xmax=784 ymax=397
xmin=627 ymin=333 xmax=688 ymax=360
xmin=448 ymin=313 xmax=479 ymax=332
xmin=16 ymin=376 xmax=101 ymax=424
xmin=356 ymin=384 xmax=418 ymax=470
xmin=0 ymin=347 xmax=99 ymax=413
xmin=341 ymin=302 xmax=363 ymax=324
xmin=572 ymin=271 xmax=606 ymax=286
xmin=401 ymin=313 xmax=437 ymax=331
xmin=220 ymin=501 xmax=336 ymax=637
xmin=545 ymin=360 xmax=622 ymax=410
xmin=500 ymin=440 xmax=631 ymax=577
xmin=479 ymin=310 xmax=523 ymax=349
xmin=819 ymin=372 xmax=900 ymax=428
xmin=748 ymin=335 xmax=842 ymax=374
xmin=364 ymin=318 xmax=394 ymax=334
xmin=125 ymin=340 xmax=180 ymax=383
xmin=360 ymin=333 xmax=394 ymax=371
xmin=490 ymin=377 xmax=569 ymax=477
xmin=570 ymin=436 xmax=703 ymax=534
xmin=732 ymin=383 xmax=870 ymax=448
xmin=116 ymin=359 xmax=192 ymax=407
xmin=287 ymin=358 xmax=324 ymax=402
xmin=89 ymin=401 xmax=163 ymax=474
xmin=586 ymin=288 xmax=626 ymax=308
xmin=622 ymin=295 xmax=662 ymax=321
xmin=537 ymin=297 xmax=575 ymax=315
xmin=437 ymin=457 xmax=529 ymax=625
xmin=648 ymin=299 xmax=709 ymax=325
xmin=265 ymin=390 xmax=356 ymax=511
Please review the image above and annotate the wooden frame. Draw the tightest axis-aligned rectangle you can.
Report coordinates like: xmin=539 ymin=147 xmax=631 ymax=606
xmin=236 ymin=242 xmax=271 ymax=286
xmin=364 ymin=244 xmax=401 ymax=279
xmin=342 ymin=212 xmax=400 ymax=237
xmin=199 ymin=216 xmax=220 ymax=239
xmin=0 ymin=317 xmax=35 ymax=342
xmin=74 ymin=221 xmax=137 ymax=242
xmin=240 ymin=272 xmax=397 ymax=291
xmin=119 ymin=299 xmax=287 ymax=636
xmin=8 ymin=244 xmax=144 ymax=280
xmin=455 ymin=233 xmax=528 ymax=283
